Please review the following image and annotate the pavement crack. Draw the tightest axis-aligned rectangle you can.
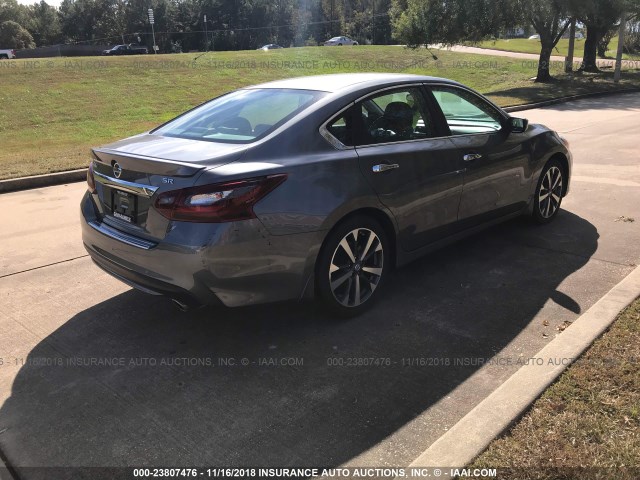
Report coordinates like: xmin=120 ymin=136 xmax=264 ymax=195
xmin=0 ymin=255 xmax=89 ymax=279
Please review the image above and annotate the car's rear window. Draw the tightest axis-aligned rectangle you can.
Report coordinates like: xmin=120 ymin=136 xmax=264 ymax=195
xmin=152 ymin=88 xmax=325 ymax=144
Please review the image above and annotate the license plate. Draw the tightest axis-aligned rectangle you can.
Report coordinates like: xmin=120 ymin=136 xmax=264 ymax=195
xmin=112 ymin=189 xmax=137 ymax=223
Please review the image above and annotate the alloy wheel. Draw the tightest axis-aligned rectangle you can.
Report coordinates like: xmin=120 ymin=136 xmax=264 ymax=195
xmin=328 ymin=228 xmax=384 ymax=307
xmin=538 ymin=166 xmax=563 ymax=219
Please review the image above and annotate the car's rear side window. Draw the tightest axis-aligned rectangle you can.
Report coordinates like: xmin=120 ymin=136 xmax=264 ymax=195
xmin=153 ymin=88 xmax=325 ymax=144
xmin=326 ymin=110 xmax=355 ymax=146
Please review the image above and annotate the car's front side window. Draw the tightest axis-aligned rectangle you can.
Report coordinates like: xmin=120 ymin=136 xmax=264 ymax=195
xmin=355 ymin=87 xmax=436 ymax=146
xmin=430 ymin=86 xmax=503 ymax=135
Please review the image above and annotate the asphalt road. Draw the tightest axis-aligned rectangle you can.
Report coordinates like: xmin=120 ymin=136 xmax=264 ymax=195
xmin=1 ymin=93 xmax=639 ymax=478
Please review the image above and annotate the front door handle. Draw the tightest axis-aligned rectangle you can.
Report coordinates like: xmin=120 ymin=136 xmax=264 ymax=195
xmin=372 ymin=163 xmax=400 ymax=173
xmin=463 ymin=153 xmax=483 ymax=162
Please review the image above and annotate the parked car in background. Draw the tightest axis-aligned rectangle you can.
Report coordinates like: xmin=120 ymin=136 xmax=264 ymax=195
xmin=258 ymin=44 xmax=283 ymax=50
xmin=102 ymin=44 xmax=148 ymax=56
xmin=0 ymin=49 xmax=16 ymax=59
xmin=324 ymin=36 xmax=358 ymax=46
xmin=81 ymin=73 xmax=572 ymax=316
xmin=528 ymin=34 xmax=540 ymax=40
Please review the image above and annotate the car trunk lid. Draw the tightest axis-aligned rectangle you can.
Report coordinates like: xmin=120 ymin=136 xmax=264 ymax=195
xmin=92 ymin=134 xmax=246 ymax=241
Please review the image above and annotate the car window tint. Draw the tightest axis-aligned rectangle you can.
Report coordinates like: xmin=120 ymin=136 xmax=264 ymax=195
xmin=152 ymin=89 xmax=325 ymax=144
xmin=355 ymin=87 xmax=436 ymax=146
xmin=430 ymin=86 xmax=502 ymax=135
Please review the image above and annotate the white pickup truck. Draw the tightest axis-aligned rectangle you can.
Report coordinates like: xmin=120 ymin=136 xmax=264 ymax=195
xmin=0 ymin=49 xmax=16 ymax=59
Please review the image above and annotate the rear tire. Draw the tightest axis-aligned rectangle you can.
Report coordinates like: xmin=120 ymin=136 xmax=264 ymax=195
xmin=0 ymin=55 xmax=8 ymax=60
xmin=532 ymin=158 xmax=564 ymax=224
xmin=316 ymin=216 xmax=390 ymax=317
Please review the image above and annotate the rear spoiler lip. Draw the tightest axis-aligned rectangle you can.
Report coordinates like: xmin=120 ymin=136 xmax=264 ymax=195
xmin=92 ymin=147 xmax=206 ymax=177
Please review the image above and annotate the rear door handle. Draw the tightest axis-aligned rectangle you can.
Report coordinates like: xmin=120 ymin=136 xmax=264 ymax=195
xmin=372 ymin=163 xmax=400 ymax=173
xmin=463 ymin=153 xmax=483 ymax=162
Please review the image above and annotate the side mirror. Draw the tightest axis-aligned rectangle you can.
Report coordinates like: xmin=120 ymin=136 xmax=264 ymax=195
xmin=508 ymin=117 xmax=529 ymax=133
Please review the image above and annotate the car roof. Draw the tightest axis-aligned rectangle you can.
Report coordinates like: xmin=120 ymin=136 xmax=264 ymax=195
xmin=247 ymin=73 xmax=460 ymax=93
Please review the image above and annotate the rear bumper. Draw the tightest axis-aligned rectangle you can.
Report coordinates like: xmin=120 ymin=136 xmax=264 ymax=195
xmin=86 ymin=244 xmax=212 ymax=308
xmin=81 ymin=191 xmax=321 ymax=307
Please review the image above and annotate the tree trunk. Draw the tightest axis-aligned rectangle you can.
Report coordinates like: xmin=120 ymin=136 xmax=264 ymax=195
xmin=581 ymin=24 xmax=601 ymax=72
xmin=597 ymin=39 xmax=607 ymax=57
xmin=598 ymin=28 xmax=615 ymax=58
xmin=536 ymin=45 xmax=553 ymax=82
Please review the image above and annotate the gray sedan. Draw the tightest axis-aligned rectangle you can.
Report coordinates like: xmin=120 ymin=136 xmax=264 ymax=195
xmin=81 ymin=73 xmax=571 ymax=316
xmin=324 ymin=36 xmax=359 ymax=46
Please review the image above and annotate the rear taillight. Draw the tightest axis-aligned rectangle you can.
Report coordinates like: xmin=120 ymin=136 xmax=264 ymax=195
xmin=87 ymin=162 xmax=96 ymax=193
xmin=154 ymin=174 xmax=287 ymax=223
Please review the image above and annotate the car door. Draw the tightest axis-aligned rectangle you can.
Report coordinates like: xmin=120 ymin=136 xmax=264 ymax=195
xmin=351 ymin=85 xmax=465 ymax=252
xmin=426 ymin=85 xmax=532 ymax=228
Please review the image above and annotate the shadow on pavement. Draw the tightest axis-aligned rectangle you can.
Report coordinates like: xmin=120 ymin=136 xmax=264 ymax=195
xmin=0 ymin=211 xmax=598 ymax=477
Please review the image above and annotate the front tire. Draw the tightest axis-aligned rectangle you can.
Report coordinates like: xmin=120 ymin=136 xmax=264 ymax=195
xmin=532 ymin=159 xmax=564 ymax=224
xmin=316 ymin=216 xmax=390 ymax=317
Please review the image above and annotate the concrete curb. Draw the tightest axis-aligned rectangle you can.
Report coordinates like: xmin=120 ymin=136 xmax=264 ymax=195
xmin=503 ymin=88 xmax=640 ymax=113
xmin=2 ymin=89 xmax=639 ymax=194
xmin=404 ymin=263 xmax=640 ymax=471
xmin=0 ymin=168 xmax=87 ymax=194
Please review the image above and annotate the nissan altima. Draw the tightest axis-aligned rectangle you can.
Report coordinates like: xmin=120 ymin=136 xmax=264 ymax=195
xmin=81 ymin=73 xmax=572 ymax=316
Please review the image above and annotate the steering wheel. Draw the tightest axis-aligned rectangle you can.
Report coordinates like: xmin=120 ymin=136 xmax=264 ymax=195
xmin=367 ymin=115 xmax=399 ymax=140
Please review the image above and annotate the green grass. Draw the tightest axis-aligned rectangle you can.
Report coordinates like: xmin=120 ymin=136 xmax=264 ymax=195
xmin=1 ymin=45 xmax=640 ymax=180
xmin=471 ymin=297 xmax=640 ymax=479
xmin=477 ymin=37 xmax=636 ymax=60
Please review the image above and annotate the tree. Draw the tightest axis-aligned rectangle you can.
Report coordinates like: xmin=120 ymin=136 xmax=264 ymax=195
xmin=391 ymin=0 xmax=513 ymax=47
xmin=58 ymin=0 xmax=98 ymax=43
xmin=391 ymin=0 xmax=567 ymax=82
xmin=93 ymin=0 xmax=128 ymax=44
xmin=626 ymin=18 xmax=640 ymax=53
xmin=517 ymin=0 xmax=571 ymax=82
xmin=0 ymin=0 xmax=29 ymax=27
xmin=597 ymin=25 xmax=618 ymax=57
xmin=572 ymin=0 xmax=624 ymax=72
xmin=0 ymin=19 xmax=35 ymax=48
xmin=27 ymin=1 xmax=62 ymax=46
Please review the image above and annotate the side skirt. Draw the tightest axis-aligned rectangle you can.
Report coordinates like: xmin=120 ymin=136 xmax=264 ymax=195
xmin=395 ymin=208 xmax=528 ymax=267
